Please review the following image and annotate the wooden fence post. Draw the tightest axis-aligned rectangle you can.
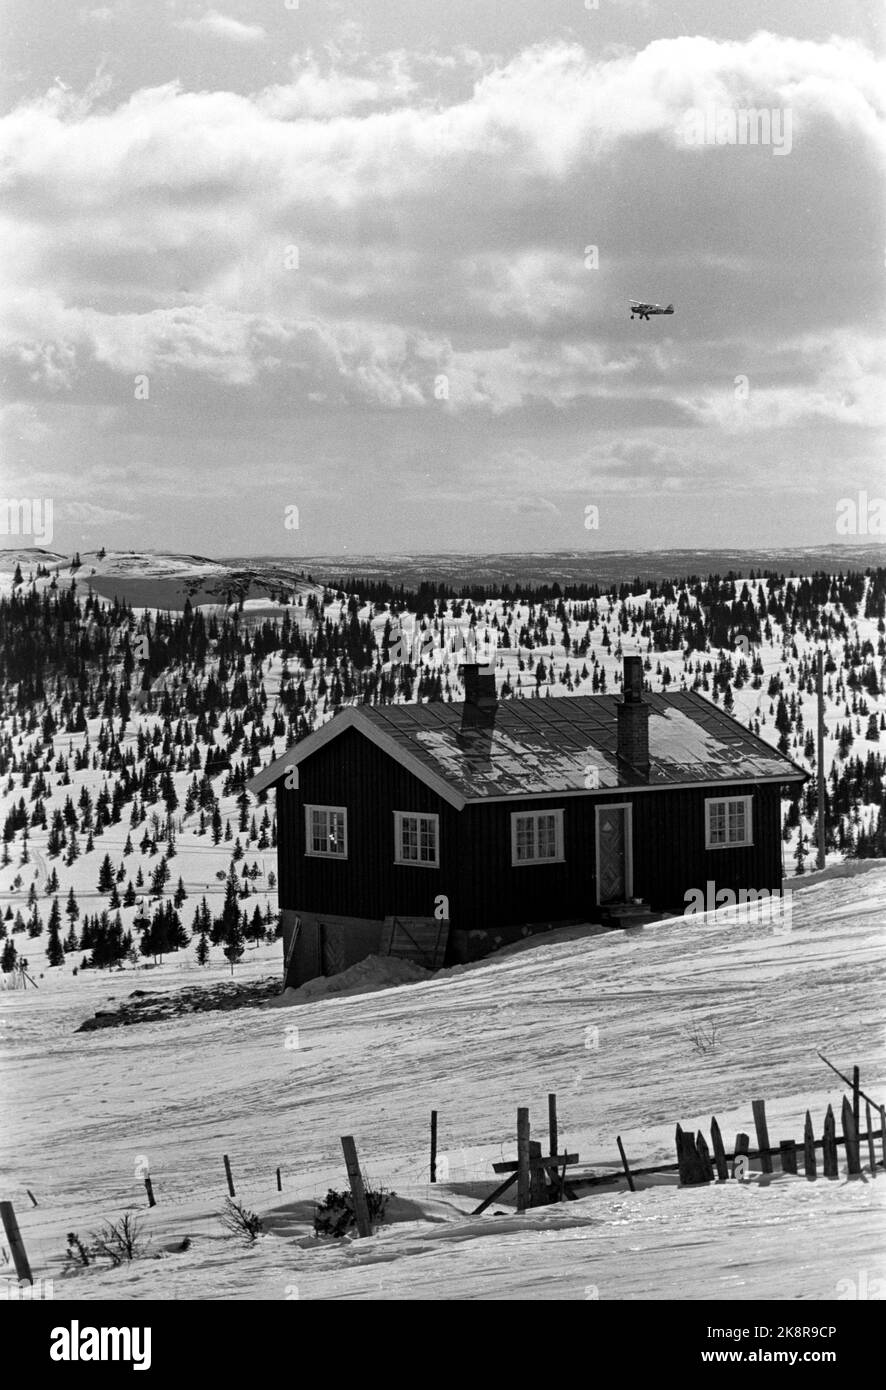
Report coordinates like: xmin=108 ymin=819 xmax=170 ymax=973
xmin=852 ymin=1066 xmax=860 ymax=1137
xmin=779 ymin=1140 xmax=797 ymax=1175
xmin=822 ymin=1105 xmax=838 ymax=1178
xmin=842 ymin=1096 xmax=861 ymax=1176
xmin=696 ymin=1132 xmax=715 ymax=1182
xmin=676 ymin=1126 xmax=706 ymax=1185
xmin=733 ymin=1132 xmax=750 ymax=1179
xmin=528 ymin=1140 xmax=546 ymax=1206
xmin=430 ymin=1110 xmax=438 ymax=1184
xmin=710 ymin=1117 xmax=728 ymax=1181
xmin=880 ymin=1105 xmax=886 ymax=1171
xmin=223 ymin=1154 xmax=235 ymax=1198
xmin=548 ymin=1093 xmax=562 ymax=1201
xmin=675 ymin=1125 xmax=687 ymax=1182
xmin=548 ymin=1094 xmax=558 ymax=1160
xmin=0 ymin=1202 xmax=33 ymax=1285
xmin=865 ymin=1103 xmax=876 ymax=1177
xmin=26 ymin=1190 xmax=38 ymax=1208
xmin=276 ymin=1168 xmax=282 ymax=1192
xmin=516 ymin=1108 xmax=531 ymax=1212
xmin=617 ymin=1135 xmax=636 ymax=1191
xmin=803 ymin=1111 xmax=816 ymax=1180
xmin=340 ymin=1136 xmax=372 ymax=1238
xmin=752 ymin=1099 xmax=772 ymax=1173
xmin=144 ymin=1176 xmax=156 ymax=1208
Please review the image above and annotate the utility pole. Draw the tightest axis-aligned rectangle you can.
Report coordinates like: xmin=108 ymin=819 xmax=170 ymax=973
xmin=816 ymin=650 xmax=826 ymax=870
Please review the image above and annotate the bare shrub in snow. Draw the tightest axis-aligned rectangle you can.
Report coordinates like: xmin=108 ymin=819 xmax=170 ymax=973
xmin=219 ymin=1197 xmax=263 ymax=1243
xmin=314 ymin=1185 xmax=394 ymax=1238
xmin=88 ymin=1213 xmax=148 ymax=1265
xmin=684 ymin=1015 xmax=718 ymax=1054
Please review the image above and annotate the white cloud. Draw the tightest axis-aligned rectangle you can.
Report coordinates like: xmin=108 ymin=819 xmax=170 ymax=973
xmin=0 ymin=33 xmax=883 ymax=419
xmin=62 ymin=500 xmax=138 ymax=524
xmin=174 ymin=10 xmax=266 ymax=44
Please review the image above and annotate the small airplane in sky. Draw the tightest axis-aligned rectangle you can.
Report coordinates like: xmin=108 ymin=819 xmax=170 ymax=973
xmin=630 ymin=299 xmax=674 ymax=321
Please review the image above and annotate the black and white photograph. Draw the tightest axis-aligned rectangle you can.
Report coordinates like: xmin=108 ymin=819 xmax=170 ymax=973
xmin=0 ymin=0 xmax=884 ymax=1346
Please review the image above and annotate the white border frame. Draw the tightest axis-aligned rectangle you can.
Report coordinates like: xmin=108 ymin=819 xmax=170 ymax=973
xmin=510 ymin=808 xmax=565 ymax=866
xmin=304 ymin=803 xmax=349 ymax=859
xmin=393 ymin=810 xmax=440 ymax=868
xmin=704 ymin=794 xmax=753 ymax=850
xmin=595 ymin=802 xmax=634 ymax=904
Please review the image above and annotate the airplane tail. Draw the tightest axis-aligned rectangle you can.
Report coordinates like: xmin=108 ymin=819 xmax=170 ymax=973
xmin=666 ymin=304 xmax=674 ymax=312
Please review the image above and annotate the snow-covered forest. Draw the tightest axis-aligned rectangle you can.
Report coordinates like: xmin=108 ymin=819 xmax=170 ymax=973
xmin=0 ymin=551 xmax=884 ymax=981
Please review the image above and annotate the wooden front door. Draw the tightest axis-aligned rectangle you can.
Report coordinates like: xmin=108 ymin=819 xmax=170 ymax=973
xmin=596 ymin=805 xmax=632 ymax=904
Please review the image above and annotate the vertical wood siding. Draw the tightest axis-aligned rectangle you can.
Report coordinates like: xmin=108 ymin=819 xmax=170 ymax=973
xmin=273 ymin=726 xmax=785 ymax=934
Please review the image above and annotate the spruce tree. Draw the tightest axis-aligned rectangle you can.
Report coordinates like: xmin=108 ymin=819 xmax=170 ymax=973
xmin=46 ymin=915 xmax=65 ymax=966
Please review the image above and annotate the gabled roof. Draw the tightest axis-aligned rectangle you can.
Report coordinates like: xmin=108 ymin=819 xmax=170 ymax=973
xmin=247 ymin=692 xmax=807 ymax=809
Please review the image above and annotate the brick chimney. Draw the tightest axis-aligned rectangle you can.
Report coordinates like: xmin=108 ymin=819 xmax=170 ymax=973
xmin=617 ymin=656 xmax=650 ymax=778
xmin=462 ymin=662 xmax=497 ymax=708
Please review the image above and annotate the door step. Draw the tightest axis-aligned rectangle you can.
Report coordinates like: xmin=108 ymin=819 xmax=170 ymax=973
xmin=600 ymin=900 xmax=659 ymax=929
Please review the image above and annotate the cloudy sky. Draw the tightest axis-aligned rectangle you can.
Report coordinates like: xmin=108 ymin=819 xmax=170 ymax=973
xmin=1 ymin=0 xmax=883 ymax=557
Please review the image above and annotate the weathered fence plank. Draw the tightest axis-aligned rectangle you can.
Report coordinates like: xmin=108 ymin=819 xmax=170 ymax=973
xmin=752 ymin=1099 xmax=773 ymax=1173
xmin=733 ymin=1132 xmax=750 ymax=1179
xmin=472 ymin=1171 xmax=518 ymax=1216
xmin=223 ymin=1154 xmax=235 ymax=1198
xmin=516 ymin=1108 xmax=531 ymax=1212
xmin=710 ymin=1117 xmax=728 ymax=1181
xmin=779 ymin=1140 xmax=797 ymax=1175
xmin=696 ymin=1131 xmax=715 ymax=1182
xmin=528 ymin=1140 xmax=547 ymax=1206
xmin=616 ymin=1135 xmax=636 ymax=1192
xmin=340 ymin=1135 xmax=372 ymax=1237
xmin=0 ymin=1202 xmax=33 ymax=1285
xmin=842 ymin=1096 xmax=861 ymax=1175
xmin=676 ymin=1125 xmax=707 ymax=1185
xmin=803 ymin=1111 xmax=816 ymax=1180
xmin=822 ymin=1105 xmax=838 ymax=1178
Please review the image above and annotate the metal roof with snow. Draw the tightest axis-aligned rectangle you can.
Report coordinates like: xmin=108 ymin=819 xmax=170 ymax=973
xmin=248 ymin=691 xmax=806 ymax=810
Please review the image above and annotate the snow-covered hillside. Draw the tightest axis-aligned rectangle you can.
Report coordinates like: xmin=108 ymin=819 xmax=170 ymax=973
xmin=1 ymin=864 xmax=883 ymax=1300
xmin=1 ymin=554 xmax=882 ymax=993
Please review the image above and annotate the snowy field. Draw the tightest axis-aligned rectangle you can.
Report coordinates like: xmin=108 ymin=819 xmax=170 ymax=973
xmin=2 ymin=864 xmax=884 ymax=1301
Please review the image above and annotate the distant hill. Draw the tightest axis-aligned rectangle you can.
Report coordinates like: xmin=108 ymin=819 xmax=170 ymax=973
xmin=1 ymin=545 xmax=882 ymax=609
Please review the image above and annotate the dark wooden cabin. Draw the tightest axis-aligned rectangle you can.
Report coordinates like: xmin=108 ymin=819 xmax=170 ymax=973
xmin=248 ymin=657 xmax=807 ymax=985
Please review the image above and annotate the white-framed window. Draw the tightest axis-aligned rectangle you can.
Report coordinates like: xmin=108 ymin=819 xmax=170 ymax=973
xmin=305 ymin=804 xmax=348 ymax=858
xmin=705 ymin=795 xmax=753 ymax=849
xmin=511 ymin=809 xmax=564 ymax=865
xmin=393 ymin=811 xmax=439 ymax=867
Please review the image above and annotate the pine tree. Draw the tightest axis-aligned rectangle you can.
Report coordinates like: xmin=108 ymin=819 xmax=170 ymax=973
xmin=65 ymin=886 xmax=79 ymax=922
xmin=97 ymin=853 xmax=115 ymax=894
xmin=223 ymin=912 xmax=245 ymax=975
xmin=46 ymin=913 xmax=65 ymax=966
xmin=150 ymin=855 xmax=170 ymax=897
